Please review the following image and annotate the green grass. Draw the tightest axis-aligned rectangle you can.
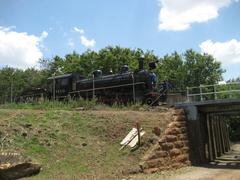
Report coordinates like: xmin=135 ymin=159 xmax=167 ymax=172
xmin=0 ymin=99 xmax=150 ymax=112
xmin=0 ymin=98 xmax=100 ymax=110
xmin=0 ymin=109 xmax=141 ymax=179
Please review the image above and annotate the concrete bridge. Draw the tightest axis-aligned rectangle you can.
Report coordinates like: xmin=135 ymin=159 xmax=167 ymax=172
xmin=176 ymin=82 xmax=240 ymax=165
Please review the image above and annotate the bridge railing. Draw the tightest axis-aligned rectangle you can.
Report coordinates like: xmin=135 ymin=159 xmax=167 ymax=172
xmin=186 ymin=82 xmax=240 ymax=102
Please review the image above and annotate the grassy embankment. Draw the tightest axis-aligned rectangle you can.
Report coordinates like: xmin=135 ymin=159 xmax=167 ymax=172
xmin=0 ymin=103 xmax=172 ymax=179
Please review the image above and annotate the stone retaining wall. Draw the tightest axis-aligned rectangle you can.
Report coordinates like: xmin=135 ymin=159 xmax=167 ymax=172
xmin=139 ymin=108 xmax=191 ymax=173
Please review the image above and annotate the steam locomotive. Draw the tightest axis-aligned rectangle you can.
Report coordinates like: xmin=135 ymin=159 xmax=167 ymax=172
xmin=17 ymin=58 xmax=171 ymax=105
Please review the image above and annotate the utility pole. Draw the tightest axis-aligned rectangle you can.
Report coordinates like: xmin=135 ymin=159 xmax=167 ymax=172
xmin=132 ymin=73 xmax=136 ymax=104
xmin=53 ymin=72 xmax=56 ymax=101
xmin=11 ymin=78 xmax=13 ymax=103
xmin=136 ymin=122 xmax=141 ymax=147
xmin=92 ymin=73 xmax=95 ymax=99
xmin=11 ymin=71 xmax=15 ymax=103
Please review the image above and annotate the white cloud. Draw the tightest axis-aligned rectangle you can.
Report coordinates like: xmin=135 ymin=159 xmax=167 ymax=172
xmin=73 ymin=27 xmax=84 ymax=34
xmin=0 ymin=26 xmax=48 ymax=69
xmin=73 ymin=27 xmax=96 ymax=48
xmin=80 ymin=35 xmax=96 ymax=48
xmin=40 ymin=31 xmax=48 ymax=40
xmin=199 ymin=39 xmax=240 ymax=65
xmin=158 ymin=0 xmax=234 ymax=31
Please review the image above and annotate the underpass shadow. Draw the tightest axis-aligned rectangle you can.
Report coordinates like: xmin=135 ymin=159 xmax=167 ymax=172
xmin=201 ymin=142 xmax=240 ymax=170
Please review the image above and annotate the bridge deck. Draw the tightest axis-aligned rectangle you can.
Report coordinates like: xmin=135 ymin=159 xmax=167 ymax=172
xmin=176 ymin=98 xmax=240 ymax=107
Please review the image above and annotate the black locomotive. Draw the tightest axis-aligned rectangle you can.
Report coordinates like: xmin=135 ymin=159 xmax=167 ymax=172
xmin=17 ymin=58 xmax=171 ymax=105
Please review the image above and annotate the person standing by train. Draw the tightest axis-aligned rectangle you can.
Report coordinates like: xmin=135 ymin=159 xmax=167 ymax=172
xmin=150 ymin=72 xmax=157 ymax=88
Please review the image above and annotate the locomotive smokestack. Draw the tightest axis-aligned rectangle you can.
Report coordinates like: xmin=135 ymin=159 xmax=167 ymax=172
xmin=138 ymin=56 xmax=144 ymax=70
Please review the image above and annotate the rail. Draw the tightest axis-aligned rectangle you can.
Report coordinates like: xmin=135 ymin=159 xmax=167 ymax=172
xmin=186 ymin=82 xmax=240 ymax=102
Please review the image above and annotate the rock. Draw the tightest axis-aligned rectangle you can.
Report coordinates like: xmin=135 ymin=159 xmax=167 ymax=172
xmin=161 ymin=142 xmax=174 ymax=151
xmin=169 ymin=148 xmax=181 ymax=157
xmin=0 ymin=152 xmax=41 ymax=179
xmin=75 ymin=107 xmax=85 ymax=111
xmin=0 ymin=162 xmax=41 ymax=180
xmin=165 ymin=128 xmax=182 ymax=135
xmin=174 ymin=141 xmax=184 ymax=148
xmin=171 ymin=162 xmax=182 ymax=168
xmin=173 ymin=115 xmax=186 ymax=122
xmin=168 ymin=122 xmax=186 ymax=128
xmin=152 ymin=127 xmax=161 ymax=136
xmin=143 ymin=167 xmax=159 ymax=174
xmin=172 ymin=109 xmax=185 ymax=115
xmin=147 ymin=136 xmax=159 ymax=145
xmin=178 ymin=133 xmax=188 ymax=141
xmin=175 ymin=154 xmax=188 ymax=162
xmin=82 ymin=143 xmax=87 ymax=147
xmin=158 ymin=138 xmax=166 ymax=144
xmin=25 ymin=123 xmax=32 ymax=128
xmin=122 ymin=166 xmax=142 ymax=175
xmin=155 ymin=151 xmax=168 ymax=158
xmin=22 ymin=132 xmax=27 ymax=137
xmin=165 ymin=135 xmax=177 ymax=142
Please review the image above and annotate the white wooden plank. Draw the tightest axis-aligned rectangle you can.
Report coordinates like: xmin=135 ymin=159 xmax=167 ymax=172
xmin=128 ymin=131 xmax=145 ymax=148
xmin=120 ymin=128 xmax=138 ymax=145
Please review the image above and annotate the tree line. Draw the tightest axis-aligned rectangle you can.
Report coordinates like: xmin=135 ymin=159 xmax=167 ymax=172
xmin=0 ymin=46 xmax=227 ymax=103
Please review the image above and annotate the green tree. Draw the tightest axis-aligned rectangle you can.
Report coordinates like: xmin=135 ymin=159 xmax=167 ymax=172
xmin=45 ymin=46 xmax=159 ymax=77
xmin=0 ymin=67 xmax=49 ymax=103
xmin=96 ymin=46 xmax=141 ymax=74
xmin=184 ymin=49 xmax=224 ymax=87
xmin=156 ymin=52 xmax=185 ymax=90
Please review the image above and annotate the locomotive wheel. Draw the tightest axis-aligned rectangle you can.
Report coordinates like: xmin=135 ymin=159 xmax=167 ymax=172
xmin=145 ymin=97 xmax=154 ymax=105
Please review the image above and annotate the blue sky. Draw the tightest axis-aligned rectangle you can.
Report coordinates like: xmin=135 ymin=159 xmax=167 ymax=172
xmin=0 ymin=0 xmax=240 ymax=80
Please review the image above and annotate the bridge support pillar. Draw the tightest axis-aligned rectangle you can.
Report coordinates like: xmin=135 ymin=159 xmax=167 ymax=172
xmin=184 ymin=105 xmax=233 ymax=164
xmin=185 ymin=105 xmax=208 ymax=164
